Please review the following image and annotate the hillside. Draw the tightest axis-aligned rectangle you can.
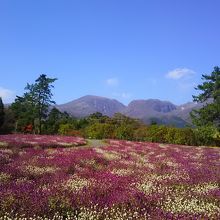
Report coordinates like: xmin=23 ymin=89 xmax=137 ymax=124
xmin=57 ymin=95 xmax=126 ymax=118
xmin=56 ymin=95 xmax=203 ymax=127
xmin=122 ymin=99 xmax=177 ymax=117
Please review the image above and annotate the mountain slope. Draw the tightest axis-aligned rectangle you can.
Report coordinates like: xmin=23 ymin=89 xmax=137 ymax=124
xmin=122 ymin=99 xmax=188 ymax=127
xmin=122 ymin=99 xmax=177 ymax=118
xmin=56 ymin=95 xmax=203 ymax=127
xmin=57 ymin=95 xmax=126 ymax=118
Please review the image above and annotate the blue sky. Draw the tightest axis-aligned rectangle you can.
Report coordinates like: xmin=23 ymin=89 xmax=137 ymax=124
xmin=0 ymin=0 xmax=220 ymax=105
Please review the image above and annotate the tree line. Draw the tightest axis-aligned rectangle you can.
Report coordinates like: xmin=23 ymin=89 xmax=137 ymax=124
xmin=0 ymin=67 xmax=220 ymax=146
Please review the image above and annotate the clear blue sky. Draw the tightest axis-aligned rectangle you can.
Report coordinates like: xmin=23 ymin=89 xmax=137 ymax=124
xmin=0 ymin=0 xmax=220 ymax=105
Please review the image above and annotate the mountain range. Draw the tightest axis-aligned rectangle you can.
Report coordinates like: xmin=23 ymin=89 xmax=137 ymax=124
xmin=57 ymin=95 xmax=203 ymax=127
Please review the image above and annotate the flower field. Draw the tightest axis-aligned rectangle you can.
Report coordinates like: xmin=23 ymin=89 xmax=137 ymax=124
xmin=0 ymin=135 xmax=87 ymax=148
xmin=0 ymin=137 xmax=220 ymax=219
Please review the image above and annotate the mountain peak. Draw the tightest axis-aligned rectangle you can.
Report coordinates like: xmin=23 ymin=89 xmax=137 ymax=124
xmin=57 ymin=95 xmax=126 ymax=118
xmin=56 ymin=95 xmax=200 ymax=127
xmin=125 ymin=99 xmax=177 ymax=117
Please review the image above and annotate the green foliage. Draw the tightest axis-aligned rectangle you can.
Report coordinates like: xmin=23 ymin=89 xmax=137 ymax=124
xmin=11 ymin=74 xmax=57 ymax=134
xmin=11 ymin=95 xmax=35 ymax=132
xmin=144 ymin=125 xmax=168 ymax=143
xmin=85 ymin=123 xmax=115 ymax=139
xmin=29 ymin=74 xmax=57 ymax=134
xmin=75 ymin=118 xmax=89 ymax=129
xmin=115 ymin=124 xmax=134 ymax=140
xmin=191 ymin=66 xmax=220 ymax=130
xmin=136 ymin=125 xmax=219 ymax=147
xmin=83 ymin=112 xmax=141 ymax=140
xmin=0 ymin=108 xmax=15 ymax=134
xmin=164 ymin=127 xmax=176 ymax=144
xmin=87 ymin=112 xmax=110 ymax=124
xmin=112 ymin=113 xmax=141 ymax=128
xmin=58 ymin=123 xmax=75 ymax=135
xmin=193 ymin=125 xmax=220 ymax=146
xmin=0 ymin=97 xmax=5 ymax=129
xmin=165 ymin=127 xmax=196 ymax=146
xmin=44 ymin=108 xmax=73 ymax=134
xmin=77 ymin=111 xmax=220 ymax=146
xmin=135 ymin=125 xmax=197 ymax=146
xmin=133 ymin=126 xmax=148 ymax=141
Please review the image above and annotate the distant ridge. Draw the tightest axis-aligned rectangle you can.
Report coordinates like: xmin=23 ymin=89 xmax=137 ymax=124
xmin=56 ymin=95 xmax=203 ymax=127
xmin=122 ymin=99 xmax=177 ymax=118
xmin=57 ymin=95 xmax=126 ymax=118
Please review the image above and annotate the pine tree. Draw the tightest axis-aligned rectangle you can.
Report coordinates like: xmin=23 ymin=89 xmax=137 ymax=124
xmin=191 ymin=66 xmax=220 ymax=130
xmin=11 ymin=74 xmax=57 ymax=134
xmin=31 ymin=74 xmax=57 ymax=134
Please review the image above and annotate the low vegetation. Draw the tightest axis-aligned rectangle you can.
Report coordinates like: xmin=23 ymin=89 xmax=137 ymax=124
xmin=0 ymin=134 xmax=86 ymax=149
xmin=0 ymin=68 xmax=219 ymax=219
xmin=0 ymin=137 xmax=219 ymax=219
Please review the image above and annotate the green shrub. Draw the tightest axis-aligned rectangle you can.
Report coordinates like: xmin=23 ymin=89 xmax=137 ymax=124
xmin=144 ymin=125 xmax=168 ymax=143
xmin=164 ymin=127 xmax=176 ymax=144
xmin=114 ymin=124 xmax=134 ymax=140
xmin=173 ymin=128 xmax=195 ymax=145
xmin=141 ymin=125 xmax=198 ymax=146
xmin=182 ymin=128 xmax=198 ymax=146
xmin=133 ymin=126 xmax=148 ymax=141
xmin=58 ymin=123 xmax=75 ymax=135
xmin=193 ymin=125 xmax=220 ymax=146
xmin=165 ymin=127 xmax=196 ymax=146
xmin=85 ymin=123 xmax=115 ymax=139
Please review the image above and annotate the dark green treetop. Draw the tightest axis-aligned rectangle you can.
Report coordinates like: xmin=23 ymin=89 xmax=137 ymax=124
xmin=11 ymin=74 xmax=57 ymax=134
xmin=0 ymin=97 xmax=5 ymax=128
xmin=191 ymin=66 xmax=220 ymax=130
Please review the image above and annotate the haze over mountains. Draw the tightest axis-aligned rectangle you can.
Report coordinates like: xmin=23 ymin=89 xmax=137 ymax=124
xmin=57 ymin=95 xmax=203 ymax=127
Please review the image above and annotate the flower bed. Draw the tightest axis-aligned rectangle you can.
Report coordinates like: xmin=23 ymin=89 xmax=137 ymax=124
xmin=0 ymin=134 xmax=87 ymax=148
xmin=0 ymin=139 xmax=219 ymax=219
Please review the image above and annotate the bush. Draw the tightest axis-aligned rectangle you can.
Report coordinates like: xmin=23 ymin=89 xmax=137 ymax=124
xmin=133 ymin=126 xmax=148 ymax=141
xmin=140 ymin=125 xmax=198 ymax=146
xmin=58 ymin=123 xmax=75 ymax=135
xmin=193 ymin=126 xmax=220 ymax=146
xmin=144 ymin=125 xmax=168 ymax=143
xmin=114 ymin=124 xmax=134 ymax=140
xmin=164 ymin=127 xmax=176 ymax=144
xmin=85 ymin=123 xmax=115 ymax=139
xmin=165 ymin=127 xmax=196 ymax=146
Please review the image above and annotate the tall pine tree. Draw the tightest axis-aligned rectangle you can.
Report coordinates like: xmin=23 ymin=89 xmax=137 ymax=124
xmin=31 ymin=74 xmax=57 ymax=134
xmin=11 ymin=74 xmax=57 ymax=134
xmin=191 ymin=66 xmax=220 ymax=130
